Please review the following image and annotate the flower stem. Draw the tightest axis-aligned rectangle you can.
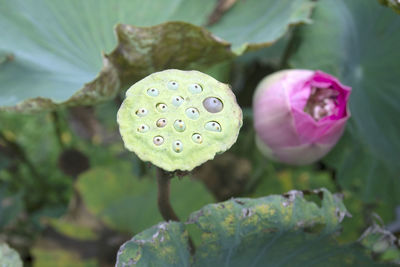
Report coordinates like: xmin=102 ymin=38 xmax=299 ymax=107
xmin=156 ymin=167 xmax=196 ymax=254
xmin=156 ymin=168 xmax=180 ymax=221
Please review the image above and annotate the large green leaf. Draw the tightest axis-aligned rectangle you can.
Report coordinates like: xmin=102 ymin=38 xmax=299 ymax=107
xmin=322 ymin=130 xmax=400 ymax=243
xmin=105 ymin=22 xmax=234 ymax=87
xmin=209 ymin=0 xmax=314 ymax=53
xmin=0 ymin=243 xmax=23 ymax=267
xmin=324 ymin=131 xmax=400 ymax=208
xmin=235 ymin=33 xmax=291 ymax=67
xmin=116 ymin=189 xmax=376 ymax=266
xmin=0 ymin=0 xmax=216 ymax=112
xmin=290 ymin=0 xmax=400 ymax=169
xmin=116 ymin=222 xmax=190 ymax=266
xmin=0 ymin=0 xmax=315 ymax=112
xmin=76 ymin=163 xmax=214 ymax=234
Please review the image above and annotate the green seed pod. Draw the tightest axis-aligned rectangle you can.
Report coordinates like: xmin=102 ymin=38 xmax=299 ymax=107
xmin=117 ymin=69 xmax=243 ymax=172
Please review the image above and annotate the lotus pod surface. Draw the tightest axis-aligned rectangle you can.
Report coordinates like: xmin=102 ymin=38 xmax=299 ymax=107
xmin=117 ymin=69 xmax=242 ymax=172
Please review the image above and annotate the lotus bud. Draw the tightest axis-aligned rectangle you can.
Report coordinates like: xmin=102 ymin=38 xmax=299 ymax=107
xmin=253 ymin=70 xmax=351 ymax=165
xmin=117 ymin=69 xmax=242 ymax=172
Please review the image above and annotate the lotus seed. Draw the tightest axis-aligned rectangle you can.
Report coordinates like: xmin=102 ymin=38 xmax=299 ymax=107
xmin=172 ymin=140 xmax=183 ymax=153
xmin=192 ymin=133 xmax=203 ymax=144
xmin=172 ymin=96 xmax=184 ymax=107
xmin=203 ymin=97 xmax=223 ymax=113
xmin=205 ymin=121 xmax=221 ymax=132
xmin=135 ymin=108 xmax=148 ymax=117
xmin=185 ymin=107 xmax=200 ymax=120
xmin=156 ymin=103 xmax=168 ymax=112
xmin=173 ymin=119 xmax=186 ymax=132
xmin=156 ymin=118 xmax=167 ymax=128
xmin=188 ymin=84 xmax=202 ymax=94
xmin=147 ymin=88 xmax=159 ymax=97
xmin=153 ymin=136 xmax=164 ymax=146
xmin=167 ymin=81 xmax=179 ymax=90
xmin=137 ymin=124 xmax=150 ymax=133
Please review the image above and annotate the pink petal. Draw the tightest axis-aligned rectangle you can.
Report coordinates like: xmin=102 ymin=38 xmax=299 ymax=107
xmin=291 ymin=70 xmax=352 ymax=144
xmin=269 ymin=142 xmax=334 ymax=165
xmin=287 ymin=70 xmax=314 ymax=110
xmin=312 ymin=71 xmax=351 ymax=119
xmin=315 ymin=116 xmax=348 ymax=144
xmin=254 ymin=72 xmax=302 ymax=148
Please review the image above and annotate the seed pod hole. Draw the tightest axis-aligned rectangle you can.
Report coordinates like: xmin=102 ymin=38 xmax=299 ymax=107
xmin=188 ymin=84 xmax=202 ymax=94
xmin=172 ymin=140 xmax=183 ymax=153
xmin=173 ymin=119 xmax=186 ymax=132
xmin=203 ymin=97 xmax=223 ymax=113
xmin=167 ymin=81 xmax=179 ymax=90
xmin=156 ymin=103 xmax=168 ymax=112
xmin=153 ymin=136 xmax=164 ymax=146
xmin=147 ymin=88 xmax=159 ymax=97
xmin=137 ymin=124 xmax=150 ymax=133
xmin=156 ymin=118 xmax=167 ymax=128
xmin=205 ymin=121 xmax=221 ymax=132
xmin=172 ymin=96 xmax=184 ymax=107
xmin=192 ymin=133 xmax=203 ymax=144
xmin=185 ymin=107 xmax=200 ymax=120
xmin=135 ymin=108 xmax=148 ymax=117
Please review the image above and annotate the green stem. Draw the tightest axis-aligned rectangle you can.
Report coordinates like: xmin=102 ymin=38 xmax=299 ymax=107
xmin=156 ymin=168 xmax=180 ymax=221
xmin=156 ymin=168 xmax=196 ymax=254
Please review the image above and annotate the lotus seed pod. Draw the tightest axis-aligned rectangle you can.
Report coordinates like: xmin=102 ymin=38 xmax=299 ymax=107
xmin=117 ymin=69 xmax=243 ymax=172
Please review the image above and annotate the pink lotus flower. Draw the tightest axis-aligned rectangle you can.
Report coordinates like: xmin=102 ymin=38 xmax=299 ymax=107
xmin=253 ymin=70 xmax=351 ymax=165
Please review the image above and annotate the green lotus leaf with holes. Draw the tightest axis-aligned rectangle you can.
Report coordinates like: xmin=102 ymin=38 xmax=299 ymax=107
xmin=117 ymin=69 xmax=242 ymax=171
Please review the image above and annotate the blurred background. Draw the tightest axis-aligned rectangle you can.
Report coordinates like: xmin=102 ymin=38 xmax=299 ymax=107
xmin=1 ymin=0 xmax=399 ymax=266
